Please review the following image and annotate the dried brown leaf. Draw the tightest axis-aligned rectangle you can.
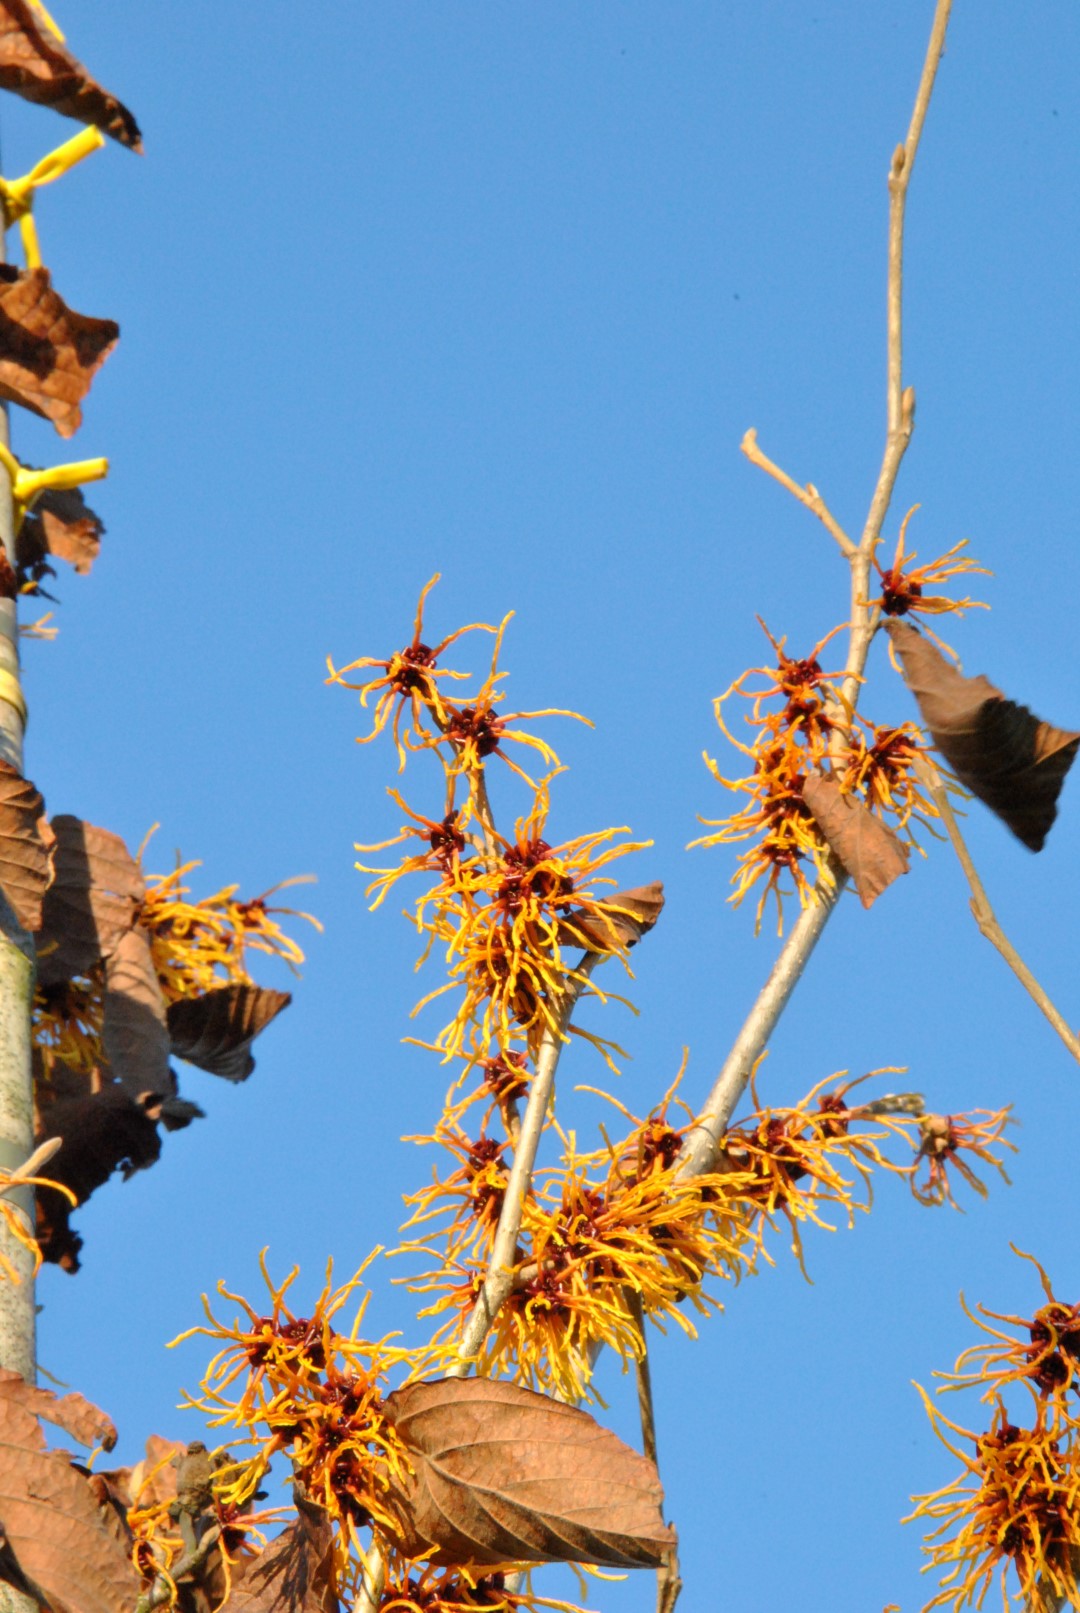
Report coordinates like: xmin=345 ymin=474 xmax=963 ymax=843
xmin=0 ymin=760 xmax=53 ymax=930
xmin=102 ymin=925 xmax=173 ymax=1100
xmin=0 ymin=1367 xmax=115 ymax=1450
xmin=558 ymin=881 xmax=665 ymax=953
xmin=0 ymin=266 xmax=118 ymax=437
xmin=34 ymin=1084 xmax=161 ymax=1272
xmin=0 ymin=1370 xmax=141 ymax=1613
xmin=382 ymin=1378 xmax=675 ymax=1570
xmin=166 ymin=984 xmax=292 ymax=1083
xmin=17 ymin=484 xmax=103 ymax=582
xmin=888 ymin=620 xmax=1080 ymax=850
xmin=226 ymin=1495 xmax=338 ymax=1613
xmin=802 ymin=773 xmax=909 ymax=909
xmin=37 ymin=816 xmax=144 ymax=986
xmin=0 ymin=0 xmax=141 ymax=148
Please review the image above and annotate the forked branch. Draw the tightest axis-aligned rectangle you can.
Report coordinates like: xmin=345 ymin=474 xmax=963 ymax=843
xmin=689 ymin=0 xmax=954 ymax=1176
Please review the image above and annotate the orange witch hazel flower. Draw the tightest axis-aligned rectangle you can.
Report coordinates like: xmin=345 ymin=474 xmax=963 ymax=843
xmin=416 ymin=773 xmax=649 ymax=1062
xmin=691 ymin=620 xmax=847 ymax=934
xmin=366 ymin=1560 xmax=592 ymax=1613
xmin=171 ymin=1252 xmax=449 ymax=1575
xmin=326 ymin=574 xmax=495 ymax=770
xmin=138 ymin=857 xmax=320 ymax=1005
xmin=937 ymin=1250 xmax=1080 ymax=1407
xmin=874 ymin=506 xmax=990 ymax=622
xmin=908 ymin=1391 xmax=1080 ymax=1613
xmin=424 ymin=611 xmax=592 ymax=786
xmin=909 ymin=1110 xmax=1015 ymax=1209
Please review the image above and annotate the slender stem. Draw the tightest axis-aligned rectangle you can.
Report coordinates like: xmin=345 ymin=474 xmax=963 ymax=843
xmin=919 ymin=761 xmax=1080 ymax=1065
xmin=686 ymin=0 xmax=954 ymax=1178
xmin=623 ymin=1288 xmax=681 ymax=1613
xmin=677 ymin=865 xmax=845 ymax=1178
xmin=134 ymin=1524 xmax=223 ymax=1613
xmin=739 ymin=430 xmax=856 ymax=559
xmin=356 ymin=957 xmax=600 ymax=1613
xmin=448 ymin=956 xmax=599 ymax=1371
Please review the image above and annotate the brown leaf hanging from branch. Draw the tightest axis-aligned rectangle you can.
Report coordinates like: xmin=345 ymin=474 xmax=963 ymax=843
xmin=0 ymin=760 xmax=53 ymax=930
xmin=0 ymin=0 xmax=141 ymax=149
xmin=382 ymin=1377 xmax=676 ymax=1569
xmin=166 ymin=983 xmax=292 ymax=1083
xmin=16 ymin=485 xmax=104 ymax=584
xmin=559 ymin=881 xmax=665 ymax=952
xmin=0 ymin=1370 xmax=141 ymax=1613
xmin=227 ymin=1494 xmax=339 ymax=1613
xmin=802 ymin=773 xmax=909 ymax=908
xmin=102 ymin=925 xmax=173 ymax=1100
xmin=887 ymin=620 xmax=1080 ymax=850
xmin=0 ymin=265 xmax=118 ymax=438
xmin=36 ymin=816 xmax=144 ymax=986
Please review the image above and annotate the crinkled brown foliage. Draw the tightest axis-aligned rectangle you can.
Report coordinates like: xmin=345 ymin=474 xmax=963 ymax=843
xmin=0 ymin=761 xmax=54 ymax=930
xmin=16 ymin=484 xmax=103 ymax=584
xmin=0 ymin=0 xmax=141 ymax=148
xmin=227 ymin=1494 xmax=339 ymax=1613
xmin=0 ymin=1369 xmax=139 ymax=1613
xmin=0 ymin=265 xmax=118 ymax=437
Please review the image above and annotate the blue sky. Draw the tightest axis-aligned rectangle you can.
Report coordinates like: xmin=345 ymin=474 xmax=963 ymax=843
xmin=8 ymin=3 xmax=1080 ymax=1610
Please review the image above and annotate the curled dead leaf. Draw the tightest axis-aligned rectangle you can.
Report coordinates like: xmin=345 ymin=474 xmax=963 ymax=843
xmin=16 ymin=485 xmax=104 ymax=586
xmin=0 ymin=0 xmax=141 ymax=148
xmin=34 ymin=1084 xmax=162 ymax=1272
xmin=37 ymin=816 xmax=144 ymax=986
xmin=888 ymin=620 xmax=1080 ymax=850
xmin=0 ymin=760 xmax=54 ymax=930
xmin=559 ymin=881 xmax=665 ymax=953
xmin=0 ymin=1370 xmax=140 ymax=1613
xmin=0 ymin=266 xmax=118 ymax=437
xmin=102 ymin=925 xmax=173 ymax=1101
xmin=382 ymin=1377 xmax=675 ymax=1570
xmin=802 ymin=773 xmax=909 ymax=909
xmin=166 ymin=983 xmax=292 ymax=1083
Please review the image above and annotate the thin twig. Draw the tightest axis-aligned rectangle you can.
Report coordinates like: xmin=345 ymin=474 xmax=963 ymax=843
xmin=918 ymin=759 xmax=1080 ymax=1066
xmin=448 ymin=955 xmax=600 ymax=1370
xmin=134 ymin=1524 xmax=222 ymax=1613
xmin=740 ymin=429 xmax=856 ymax=559
xmin=356 ymin=955 xmax=601 ymax=1613
xmin=623 ymin=1288 xmax=682 ymax=1613
xmin=677 ymin=864 xmax=845 ymax=1177
xmin=0 ymin=1137 xmax=60 ymax=1198
xmin=682 ymin=0 xmax=954 ymax=1178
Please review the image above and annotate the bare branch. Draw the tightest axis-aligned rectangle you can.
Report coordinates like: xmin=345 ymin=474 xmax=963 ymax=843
xmin=448 ymin=955 xmax=600 ymax=1370
xmin=677 ymin=864 xmax=845 ymax=1178
xmin=739 ymin=429 xmax=857 ymax=559
xmin=918 ymin=758 xmax=1080 ymax=1066
xmin=356 ymin=955 xmax=601 ymax=1613
xmin=685 ymin=0 xmax=956 ymax=1174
